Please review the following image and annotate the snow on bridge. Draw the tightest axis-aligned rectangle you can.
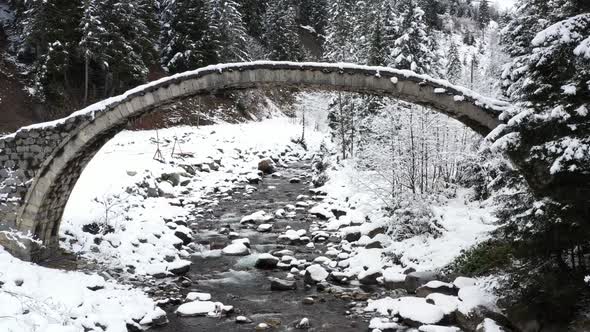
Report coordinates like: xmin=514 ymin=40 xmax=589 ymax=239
xmin=0 ymin=61 xmax=509 ymax=261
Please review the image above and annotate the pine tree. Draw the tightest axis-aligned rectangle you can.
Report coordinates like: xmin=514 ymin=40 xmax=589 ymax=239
xmin=477 ymin=0 xmax=490 ymax=29
xmin=323 ymin=0 xmax=357 ymax=62
xmin=79 ymin=0 xmax=105 ymax=105
xmin=419 ymin=0 xmax=441 ymax=28
xmin=160 ymin=0 xmax=217 ymax=73
xmin=391 ymin=0 xmax=436 ymax=74
xmin=367 ymin=18 xmax=387 ymax=67
xmin=94 ymin=0 xmax=158 ymax=94
xmin=495 ymin=0 xmax=590 ymax=269
xmin=299 ymin=0 xmax=328 ymax=36
xmin=209 ymin=0 xmax=250 ymax=62
xmin=22 ymin=0 xmax=82 ymax=104
xmin=239 ymin=0 xmax=268 ymax=39
xmin=446 ymin=40 xmax=462 ymax=84
xmin=262 ymin=0 xmax=304 ymax=61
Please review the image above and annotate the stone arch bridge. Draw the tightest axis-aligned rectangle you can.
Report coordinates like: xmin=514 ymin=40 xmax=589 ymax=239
xmin=0 ymin=61 xmax=509 ymax=261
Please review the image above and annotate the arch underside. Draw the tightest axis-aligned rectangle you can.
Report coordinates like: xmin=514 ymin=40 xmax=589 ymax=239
xmin=8 ymin=62 xmax=506 ymax=260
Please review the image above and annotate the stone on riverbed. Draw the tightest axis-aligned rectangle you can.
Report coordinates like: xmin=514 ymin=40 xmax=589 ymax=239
xmin=255 ymin=254 xmax=280 ymax=269
xmin=270 ymin=277 xmax=297 ymax=291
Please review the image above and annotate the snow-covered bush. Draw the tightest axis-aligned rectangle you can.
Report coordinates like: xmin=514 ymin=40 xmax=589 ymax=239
xmin=387 ymin=195 xmax=444 ymax=241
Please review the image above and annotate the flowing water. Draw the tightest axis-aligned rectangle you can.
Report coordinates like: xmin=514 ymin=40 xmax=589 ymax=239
xmin=154 ymin=161 xmax=369 ymax=331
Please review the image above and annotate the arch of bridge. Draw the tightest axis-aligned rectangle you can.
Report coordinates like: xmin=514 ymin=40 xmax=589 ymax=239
xmin=0 ymin=61 xmax=508 ymax=260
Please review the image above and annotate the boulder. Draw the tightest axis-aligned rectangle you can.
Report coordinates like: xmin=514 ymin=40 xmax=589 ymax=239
xmin=174 ymin=230 xmax=192 ymax=245
xmin=258 ymin=158 xmax=276 ymax=174
xmin=365 ymin=240 xmax=384 ymax=249
xmin=344 ymin=231 xmax=361 ymax=242
xmin=331 ymin=208 xmax=347 ymax=219
xmin=358 ymin=269 xmax=383 ymax=285
xmin=270 ymin=278 xmax=297 ymax=291
xmin=368 ymin=226 xmax=387 ymax=238
xmin=160 ymin=172 xmax=182 ymax=186
xmin=169 ymin=260 xmax=191 ymax=275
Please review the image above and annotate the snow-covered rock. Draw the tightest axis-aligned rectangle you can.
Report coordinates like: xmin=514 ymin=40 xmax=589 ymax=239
xmin=257 ymin=223 xmax=273 ymax=232
xmin=255 ymin=254 xmax=280 ymax=269
xmin=186 ymin=292 xmax=212 ymax=301
xmin=222 ymin=242 xmax=250 ymax=256
xmin=416 ymin=280 xmax=458 ymax=297
xmin=241 ymin=210 xmax=273 ymax=224
xmin=476 ymin=318 xmax=507 ymax=332
xmin=269 ymin=278 xmax=297 ymax=291
xmin=175 ymin=301 xmax=232 ymax=317
xmin=304 ymin=264 xmax=329 ymax=284
xmin=365 ymin=297 xmax=445 ymax=326
xmin=453 ymin=276 xmax=477 ymax=289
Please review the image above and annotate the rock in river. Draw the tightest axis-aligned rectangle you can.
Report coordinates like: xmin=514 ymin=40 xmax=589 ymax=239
xmin=255 ymin=254 xmax=280 ymax=269
xmin=270 ymin=277 xmax=297 ymax=291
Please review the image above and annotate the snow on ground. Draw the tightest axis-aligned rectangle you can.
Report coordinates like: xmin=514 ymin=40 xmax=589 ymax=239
xmin=60 ymin=118 xmax=323 ymax=276
xmin=320 ymin=160 xmax=497 ymax=271
xmin=311 ymin=152 xmax=501 ymax=327
xmin=0 ymin=246 xmax=163 ymax=332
